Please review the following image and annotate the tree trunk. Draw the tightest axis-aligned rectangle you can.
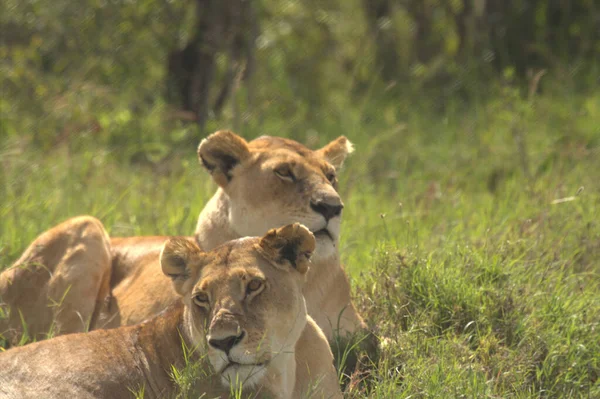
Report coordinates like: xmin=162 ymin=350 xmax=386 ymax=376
xmin=166 ymin=0 xmax=256 ymax=130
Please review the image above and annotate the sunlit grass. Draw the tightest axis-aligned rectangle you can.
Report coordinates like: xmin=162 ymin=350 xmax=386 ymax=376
xmin=1 ymin=87 xmax=599 ymax=397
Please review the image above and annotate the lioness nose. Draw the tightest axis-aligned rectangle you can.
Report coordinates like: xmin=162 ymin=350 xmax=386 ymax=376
xmin=310 ymin=200 xmax=344 ymax=221
xmin=208 ymin=331 xmax=245 ymax=354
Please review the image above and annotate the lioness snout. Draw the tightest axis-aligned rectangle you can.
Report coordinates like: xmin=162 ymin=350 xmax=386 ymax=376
xmin=208 ymin=331 xmax=246 ymax=354
xmin=310 ymin=200 xmax=344 ymax=221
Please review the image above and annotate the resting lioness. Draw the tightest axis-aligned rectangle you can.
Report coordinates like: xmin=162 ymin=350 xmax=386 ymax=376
xmin=0 ymin=225 xmax=342 ymax=399
xmin=0 ymin=131 xmax=369 ymax=350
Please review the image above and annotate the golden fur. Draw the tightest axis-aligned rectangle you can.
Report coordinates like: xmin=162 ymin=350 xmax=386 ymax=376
xmin=0 ymin=131 xmax=366 ymax=345
xmin=0 ymin=225 xmax=342 ymax=399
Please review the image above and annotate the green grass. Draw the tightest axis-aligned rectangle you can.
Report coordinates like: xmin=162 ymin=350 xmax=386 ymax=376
xmin=1 ymin=86 xmax=599 ymax=397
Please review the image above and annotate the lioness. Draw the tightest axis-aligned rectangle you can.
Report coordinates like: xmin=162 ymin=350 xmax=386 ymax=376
xmin=0 ymin=131 xmax=370 ymax=351
xmin=0 ymin=225 xmax=342 ymax=399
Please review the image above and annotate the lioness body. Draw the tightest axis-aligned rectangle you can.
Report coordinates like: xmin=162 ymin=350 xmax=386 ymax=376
xmin=0 ymin=227 xmax=342 ymax=399
xmin=0 ymin=304 xmax=211 ymax=399
xmin=1 ymin=132 xmax=366 ymax=344
xmin=0 ymin=306 xmax=336 ymax=399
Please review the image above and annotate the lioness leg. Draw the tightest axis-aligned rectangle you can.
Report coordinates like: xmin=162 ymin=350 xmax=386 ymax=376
xmin=0 ymin=216 xmax=111 ymax=344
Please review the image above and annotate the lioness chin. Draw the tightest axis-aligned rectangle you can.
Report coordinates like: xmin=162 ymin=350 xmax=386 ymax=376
xmin=0 ymin=224 xmax=342 ymax=399
xmin=0 ymin=131 xmax=375 ymax=369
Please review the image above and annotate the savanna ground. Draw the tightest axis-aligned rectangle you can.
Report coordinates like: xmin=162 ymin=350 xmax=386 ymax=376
xmin=1 ymin=84 xmax=599 ymax=398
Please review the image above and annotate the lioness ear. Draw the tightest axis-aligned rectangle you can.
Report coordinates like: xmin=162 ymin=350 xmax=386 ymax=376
xmin=197 ymin=130 xmax=251 ymax=188
xmin=256 ymin=223 xmax=315 ymax=274
xmin=160 ymin=237 xmax=204 ymax=296
xmin=316 ymin=136 xmax=354 ymax=169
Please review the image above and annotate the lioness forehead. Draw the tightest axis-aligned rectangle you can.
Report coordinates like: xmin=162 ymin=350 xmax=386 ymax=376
xmin=203 ymin=238 xmax=257 ymax=265
xmin=199 ymin=266 xmax=266 ymax=290
xmin=250 ymin=136 xmax=331 ymax=171
xmin=199 ymin=239 xmax=268 ymax=278
xmin=250 ymin=136 xmax=314 ymax=158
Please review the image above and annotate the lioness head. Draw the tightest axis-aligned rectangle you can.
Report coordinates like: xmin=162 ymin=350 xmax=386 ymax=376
xmin=161 ymin=223 xmax=315 ymax=393
xmin=197 ymin=131 xmax=353 ymax=260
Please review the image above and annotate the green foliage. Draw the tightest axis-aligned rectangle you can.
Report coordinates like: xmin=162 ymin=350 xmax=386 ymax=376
xmin=3 ymin=0 xmax=598 ymax=154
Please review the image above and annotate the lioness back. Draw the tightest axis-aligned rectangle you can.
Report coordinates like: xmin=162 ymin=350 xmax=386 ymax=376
xmin=0 ymin=306 xmax=201 ymax=399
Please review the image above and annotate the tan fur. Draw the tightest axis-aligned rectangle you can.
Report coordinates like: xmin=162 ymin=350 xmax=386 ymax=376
xmin=0 ymin=216 xmax=112 ymax=339
xmin=0 ymin=226 xmax=342 ymax=399
xmin=0 ymin=131 xmax=365 ymax=345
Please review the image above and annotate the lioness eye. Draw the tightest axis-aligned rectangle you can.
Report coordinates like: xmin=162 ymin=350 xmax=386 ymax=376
xmin=193 ymin=292 xmax=209 ymax=307
xmin=274 ymin=167 xmax=295 ymax=182
xmin=247 ymin=279 xmax=263 ymax=294
xmin=326 ymin=172 xmax=336 ymax=184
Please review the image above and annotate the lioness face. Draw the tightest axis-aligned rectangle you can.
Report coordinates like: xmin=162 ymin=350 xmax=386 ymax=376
xmin=198 ymin=132 xmax=353 ymax=260
xmin=161 ymin=224 xmax=315 ymax=391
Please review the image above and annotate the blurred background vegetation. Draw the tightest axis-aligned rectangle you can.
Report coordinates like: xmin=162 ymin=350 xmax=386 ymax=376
xmin=1 ymin=0 xmax=599 ymax=156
